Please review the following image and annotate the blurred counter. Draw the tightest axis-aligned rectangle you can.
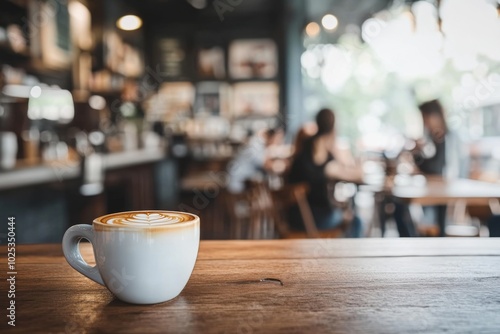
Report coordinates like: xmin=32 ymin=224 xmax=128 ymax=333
xmin=0 ymin=147 xmax=176 ymax=244
xmin=0 ymin=148 xmax=166 ymax=191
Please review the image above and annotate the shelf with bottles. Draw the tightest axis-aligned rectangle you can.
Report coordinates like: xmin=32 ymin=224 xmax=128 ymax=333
xmin=0 ymin=24 xmax=30 ymax=61
xmin=1 ymin=0 xmax=86 ymax=85
xmin=147 ymin=79 xmax=279 ymax=117
xmin=88 ymin=69 xmax=129 ymax=96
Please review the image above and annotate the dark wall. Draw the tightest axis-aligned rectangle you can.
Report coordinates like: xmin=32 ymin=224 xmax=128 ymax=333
xmin=130 ymin=0 xmax=292 ymax=127
xmin=142 ymin=0 xmax=285 ymax=76
xmin=119 ymin=0 xmax=306 ymax=134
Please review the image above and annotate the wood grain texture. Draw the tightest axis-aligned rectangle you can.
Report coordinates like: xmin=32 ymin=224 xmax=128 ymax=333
xmin=1 ymin=239 xmax=500 ymax=333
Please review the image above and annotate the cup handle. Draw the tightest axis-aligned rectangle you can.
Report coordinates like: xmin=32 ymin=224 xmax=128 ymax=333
xmin=62 ymin=224 xmax=104 ymax=285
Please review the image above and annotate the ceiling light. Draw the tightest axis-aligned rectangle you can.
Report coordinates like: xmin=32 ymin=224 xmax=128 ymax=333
xmin=117 ymin=15 xmax=142 ymax=31
xmin=305 ymin=22 xmax=321 ymax=37
xmin=322 ymin=14 xmax=338 ymax=31
xmin=30 ymin=85 xmax=42 ymax=98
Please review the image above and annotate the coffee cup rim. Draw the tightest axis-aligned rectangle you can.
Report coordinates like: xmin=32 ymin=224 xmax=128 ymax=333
xmin=93 ymin=210 xmax=199 ymax=228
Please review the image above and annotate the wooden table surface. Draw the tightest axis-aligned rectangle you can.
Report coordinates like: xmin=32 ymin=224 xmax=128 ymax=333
xmin=2 ymin=238 xmax=500 ymax=333
xmin=391 ymin=178 xmax=500 ymax=206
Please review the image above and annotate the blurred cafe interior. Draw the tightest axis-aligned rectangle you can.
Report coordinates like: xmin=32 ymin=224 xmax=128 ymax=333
xmin=2 ymin=0 xmax=500 ymax=243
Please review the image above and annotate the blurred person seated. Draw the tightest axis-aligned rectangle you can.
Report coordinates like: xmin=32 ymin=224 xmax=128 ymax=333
xmin=394 ymin=99 xmax=469 ymax=237
xmin=413 ymin=99 xmax=468 ymax=179
xmin=288 ymin=108 xmax=363 ymax=237
xmin=227 ymin=127 xmax=284 ymax=194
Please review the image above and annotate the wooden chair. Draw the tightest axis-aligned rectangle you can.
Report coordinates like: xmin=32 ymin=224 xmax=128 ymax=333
xmin=247 ymin=181 xmax=276 ymax=239
xmin=224 ymin=181 xmax=347 ymax=239
xmin=222 ymin=189 xmax=251 ymax=239
xmin=271 ymin=183 xmax=344 ymax=238
xmin=222 ymin=181 xmax=276 ymax=239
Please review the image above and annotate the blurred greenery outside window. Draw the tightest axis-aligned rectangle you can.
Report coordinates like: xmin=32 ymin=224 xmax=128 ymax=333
xmin=301 ymin=0 xmax=500 ymax=153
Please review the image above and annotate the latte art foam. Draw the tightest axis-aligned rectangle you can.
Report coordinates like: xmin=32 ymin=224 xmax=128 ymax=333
xmin=100 ymin=212 xmax=193 ymax=227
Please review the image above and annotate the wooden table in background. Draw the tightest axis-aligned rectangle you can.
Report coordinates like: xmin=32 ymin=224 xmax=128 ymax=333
xmin=2 ymin=239 xmax=500 ymax=333
xmin=391 ymin=177 xmax=500 ymax=207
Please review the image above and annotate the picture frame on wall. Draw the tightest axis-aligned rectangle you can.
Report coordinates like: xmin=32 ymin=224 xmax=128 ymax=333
xmin=231 ymin=82 xmax=279 ymax=117
xmin=229 ymin=39 xmax=278 ymax=79
xmin=194 ymin=81 xmax=230 ymax=117
xmin=105 ymin=32 xmax=144 ymax=78
xmin=198 ymin=46 xmax=226 ymax=80
xmin=156 ymin=38 xmax=188 ymax=79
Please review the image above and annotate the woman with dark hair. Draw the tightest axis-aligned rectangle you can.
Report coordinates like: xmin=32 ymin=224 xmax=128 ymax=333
xmin=288 ymin=108 xmax=363 ymax=237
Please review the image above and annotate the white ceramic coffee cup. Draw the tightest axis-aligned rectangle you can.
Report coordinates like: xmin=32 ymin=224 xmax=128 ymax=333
xmin=62 ymin=210 xmax=200 ymax=304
